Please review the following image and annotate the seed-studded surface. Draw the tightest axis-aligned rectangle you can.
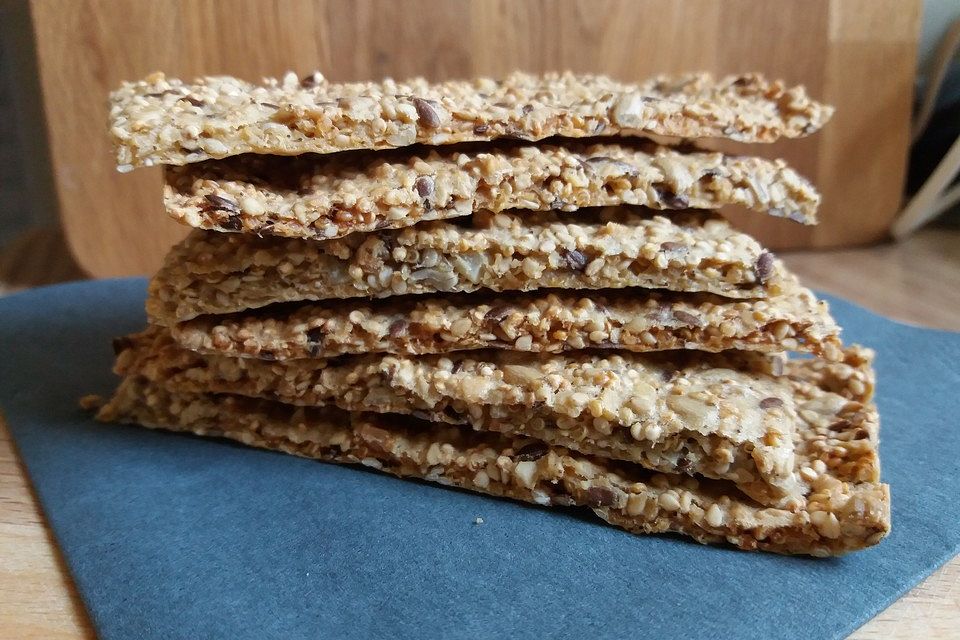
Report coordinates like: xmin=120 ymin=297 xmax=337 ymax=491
xmin=171 ymin=282 xmax=842 ymax=361
xmin=114 ymin=329 xmax=878 ymax=508
xmin=164 ymin=140 xmax=819 ymax=240
xmin=147 ymin=208 xmax=785 ymax=324
xmin=110 ymin=71 xmax=833 ymax=169
xmin=785 ymin=347 xmax=876 ymax=401
xmin=95 ymin=376 xmax=889 ymax=556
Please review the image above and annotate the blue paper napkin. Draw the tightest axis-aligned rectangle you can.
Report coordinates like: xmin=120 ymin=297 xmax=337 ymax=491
xmin=1 ymin=279 xmax=958 ymax=640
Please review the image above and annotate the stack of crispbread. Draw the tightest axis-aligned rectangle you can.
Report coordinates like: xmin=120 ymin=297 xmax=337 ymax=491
xmin=98 ymin=70 xmax=889 ymax=555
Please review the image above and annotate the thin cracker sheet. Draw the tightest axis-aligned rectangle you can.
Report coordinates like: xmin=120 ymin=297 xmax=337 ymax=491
xmin=164 ymin=140 xmax=819 ymax=239
xmin=97 ymin=375 xmax=887 ymax=556
xmin=113 ymin=328 xmax=878 ymax=509
xmin=170 ymin=283 xmax=842 ymax=361
xmin=111 ymin=71 xmax=832 ymax=168
xmin=147 ymin=208 xmax=786 ymax=324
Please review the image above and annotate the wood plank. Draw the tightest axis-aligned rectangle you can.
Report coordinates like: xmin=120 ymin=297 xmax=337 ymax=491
xmin=783 ymin=228 xmax=960 ymax=332
xmin=712 ymin=0 xmax=830 ymax=250
xmin=0 ymin=419 xmax=95 ymax=639
xmin=27 ymin=0 xmax=920 ymax=277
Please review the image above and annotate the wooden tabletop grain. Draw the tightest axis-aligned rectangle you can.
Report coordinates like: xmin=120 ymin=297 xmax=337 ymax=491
xmin=1 ymin=227 xmax=958 ymax=639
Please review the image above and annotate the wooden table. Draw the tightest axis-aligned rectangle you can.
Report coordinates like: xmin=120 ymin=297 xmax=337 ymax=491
xmin=1 ymin=227 xmax=958 ymax=639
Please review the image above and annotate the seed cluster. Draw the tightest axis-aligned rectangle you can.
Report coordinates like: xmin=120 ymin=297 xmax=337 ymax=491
xmin=96 ymin=69 xmax=888 ymax=556
xmin=98 ymin=376 xmax=889 ymax=556
xmin=171 ymin=282 xmax=842 ymax=361
xmin=147 ymin=208 xmax=784 ymax=324
xmin=110 ymin=70 xmax=833 ymax=169
xmin=115 ymin=328 xmax=878 ymax=510
xmin=164 ymin=140 xmax=820 ymax=241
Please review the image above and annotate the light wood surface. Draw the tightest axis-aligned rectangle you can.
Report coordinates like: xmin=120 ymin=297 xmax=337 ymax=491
xmin=1 ymin=226 xmax=958 ymax=638
xmin=27 ymin=0 xmax=920 ymax=277
xmin=0 ymin=422 xmax=94 ymax=640
xmin=784 ymin=227 xmax=960 ymax=332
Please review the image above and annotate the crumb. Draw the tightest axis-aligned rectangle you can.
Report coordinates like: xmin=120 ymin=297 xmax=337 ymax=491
xmin=474 ymin=517 xmax=484 ymax=525
xmin=79 ymin=394 xmax=104 ymax=411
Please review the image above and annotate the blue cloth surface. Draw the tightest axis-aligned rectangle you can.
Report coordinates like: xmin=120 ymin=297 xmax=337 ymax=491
xmin=0 ymin=278 xmax=958 ymax=640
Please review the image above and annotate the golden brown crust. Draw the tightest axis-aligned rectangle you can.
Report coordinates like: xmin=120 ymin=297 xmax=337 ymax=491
xmin=110 ymin=71 xmax=833 ymax=169
xmin=114 ymin=329 xmax=878 ymax=509
xmin=146 ymin=208 xmax=786 ymax=324
xmin=164 ymin=140 xmax=819 ymax=240
xmin=170 ymin=284 xmax=842 ymax=361
xmin=96 ymin=376 xmax=889 ymax=556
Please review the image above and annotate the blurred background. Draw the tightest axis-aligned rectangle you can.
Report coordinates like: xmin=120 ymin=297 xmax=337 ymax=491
xmin=0 ymin=0 xmax=957 ymax=327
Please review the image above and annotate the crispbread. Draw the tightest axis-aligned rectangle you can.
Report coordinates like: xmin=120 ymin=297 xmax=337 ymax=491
xmin=147 ymin=208 xmax=785 ymax=324
xmin=114 ymin=329 xmax=878 ymax=509
xmin=110 ymin=71 xmax=832 ymax=169
xmin=171 ymin=282 xmax=842 ymax=361
xmin=95 ymin=376 xmax=889 ymax=556
xmin=164 ymin=140 xmax=819 ymax=240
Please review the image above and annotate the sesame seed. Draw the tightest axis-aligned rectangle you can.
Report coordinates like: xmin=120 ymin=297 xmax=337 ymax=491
xmin=658 ymin=491 xmax=681 ymax=511
xmin=706 ymin=503 xmax=723 ymax=527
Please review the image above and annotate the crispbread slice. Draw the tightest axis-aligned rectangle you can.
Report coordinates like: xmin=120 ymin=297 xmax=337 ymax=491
xmin=171 ymin=282 xmax=842 ymax=361
xmin=147 ymin=208 xmax=785 ymax=324
xmin=110 ymin=71 xmax=832 ymax=169
xmin=164 ymin=140 xmax=819 ymax=240
xmin=114 ymin=329 xmax=878 ymax=509
xmin=784 ymin=346 xmax=875 ymax=399
xmin=95 ymin=376 xmax=889 ymax=556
